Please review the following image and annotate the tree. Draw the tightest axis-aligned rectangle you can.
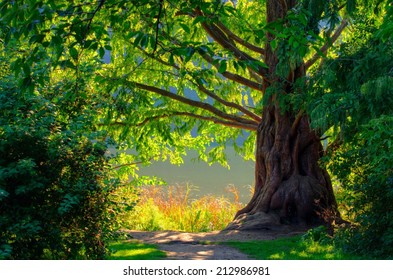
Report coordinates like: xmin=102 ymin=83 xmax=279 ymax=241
xmin=1 ymin=0 xmax=388 ymax=230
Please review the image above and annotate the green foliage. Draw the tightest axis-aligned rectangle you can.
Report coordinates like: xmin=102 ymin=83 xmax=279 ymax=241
xmin=226 ymin=233 xmax=359 ymax=260
xmin=1 ymin=0 xmax=389 ymax=170
xmin=1 ymin=0 xmax=383 ymax=171
xmin=302 ymin=225 xmax=332 ymax=243
xmin=2 ymin=0 xmax=351 ymax=167
xmin=308 ymin=12 xmax=393 ymax=135
xmin=267 ymin=6 xmax=319 ymax=78
xmin=377 ymin=4 xmax=393 ymax=41
xmin=0 ymin=69 xmax=131 ymax=260
xmin=107 ymin=240 xmax=166 ymax=260
xmin=306 ymin=10 xmax=393 ymax=258
xmin=330 ymin=116 xmax=393 ymax=258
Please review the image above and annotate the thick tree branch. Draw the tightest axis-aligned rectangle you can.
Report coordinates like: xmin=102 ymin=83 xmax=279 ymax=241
xmin=158 ymin=28 xmax=264 ymax=89
xmin=192 ymin=8 xmax=268 ymax=79
xmin=195 ymin=82 xmax=262 ymax=122
xmin=304 ymin=20 xmax=348 ymax=70
xmin=136 ymin=44 xmax=261 ymax=121
xmin=199 ymin=52 xmax=264 ymax=91
xmin=215 ymin=22 xmax=265 ymax=55
xmin=137 ymin=42 xmax=263 ymax=119
xmin=106 ymin=111 xmax=258 ymax=131
xmin=179 ymin=112 xmax=257 ymax=130
xmin=132 ymin=82 xmax=259 ymax=127
xmin=201 ymin=21 xmax=268 ymax=78
xmin=157 ymin=26 xmax=265 ymax=91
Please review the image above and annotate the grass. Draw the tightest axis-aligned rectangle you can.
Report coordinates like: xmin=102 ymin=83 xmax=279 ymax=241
xmin=120 ymin=184 xmax=245 ymax=232
xmin=114 ymin=184 xmax=361 ymax=260
xmin=107 ymin=235 xmax=361 ymax=260
xmin=107 ymin=240 xmax=166 ymax=260
xmin=226 ymin=235 xmax=361 ymax=260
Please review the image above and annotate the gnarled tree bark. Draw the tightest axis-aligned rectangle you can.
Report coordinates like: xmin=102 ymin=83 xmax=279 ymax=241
xmin=226 ymin=0 xmax=340 ymax=231
xmin=227 ymin=106 xmax=339 ymax=230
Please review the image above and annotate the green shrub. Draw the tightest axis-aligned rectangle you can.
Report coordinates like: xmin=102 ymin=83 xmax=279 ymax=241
xmin=330 ymin=116 xmax=393 ymax=258
xmin=0 ymin=80 xmax=129 ymax=259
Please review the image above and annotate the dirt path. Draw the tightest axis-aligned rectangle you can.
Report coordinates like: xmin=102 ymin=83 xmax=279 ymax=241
xmin=126 ymin=229 xmax=306 ymax=260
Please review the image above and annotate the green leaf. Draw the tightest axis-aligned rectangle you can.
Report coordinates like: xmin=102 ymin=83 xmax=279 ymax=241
xmin=22 ymin=64 xmax=31 ymax=76
xmin=59 ymin=59 xmax=75 ymax=69
xmin=90 ymin=41 xmax=99 ymax=50
xmin=193 ymin=16 xmax=205 ymax=25
xmin=312 ymin=46 xmax=326 ymax=58
xmin=233 ymin=60 xmax=239 ymax=71
xmin=270 ymin=39 xmax=278 ymax=50
xmin=98 ymin=47 xmax=105 ymax=58
xmin=218 ymin=60 xmax=227 ymax=73
xmin=69 ymin=47 xmax=78 ymax=60
xmin=179 ymin=23 xmax=190 ymax=33
xmin=168 ymin=54 xmax=175 ymax=65
xmin=248 ymin=60 xmax=268 ymax=71
xmin=346 ymin=0 xmax=357 ymax=15
xmin=0 ymin=189 xmax=9 ymax=201
xmin=184 ymin=47 xmax=195 ymax=62
xmin=140 ymin=34 xmax=149 ymax=48
xmin=124 ymin=21 xmax=131 ymax=31
xmin=29 ymin=34 xmax=45 ymax=44
xmin=21 ymin=76 xmax=34 ymax=94
xmin=133 ymin=33 xmax=143 ymax=47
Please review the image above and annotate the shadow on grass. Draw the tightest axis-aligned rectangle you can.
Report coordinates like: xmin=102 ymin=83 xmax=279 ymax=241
xmin=107 ymin=240 xmax=166 ymax=260
xmin=226 ymin=235 xmax=361 ymax=260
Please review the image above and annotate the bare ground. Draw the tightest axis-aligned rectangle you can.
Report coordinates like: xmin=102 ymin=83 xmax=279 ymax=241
xmin=125 ymin=228 xmax=307 ymax=260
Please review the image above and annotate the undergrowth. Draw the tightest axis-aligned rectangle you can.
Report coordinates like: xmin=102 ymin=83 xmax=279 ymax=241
xmin=120 ymin=185 xmax=245 ymax=232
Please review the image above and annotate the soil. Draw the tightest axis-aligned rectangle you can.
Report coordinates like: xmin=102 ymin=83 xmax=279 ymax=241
xmin=125 ymin=227 xmax=308 ymax=260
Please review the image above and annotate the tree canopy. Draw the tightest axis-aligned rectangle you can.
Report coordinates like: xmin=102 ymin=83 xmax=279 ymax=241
xmin=0 ymin=0 xmax=368 ymax=165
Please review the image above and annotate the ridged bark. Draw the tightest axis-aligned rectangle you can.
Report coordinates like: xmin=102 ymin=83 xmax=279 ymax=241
xmin=227 ymin=107 xmax=339 ymax=230
xmin=226 ymin=0 xmax=340 ymax=231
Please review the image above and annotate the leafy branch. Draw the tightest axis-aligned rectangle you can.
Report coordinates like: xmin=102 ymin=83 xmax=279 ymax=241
xmin=304 ymin=19 xmax=348 ymax=70
xmin=215 ymin=21 xmax=265 ymax=56
xmin=131 ymin=82 xmax=259 ymax=130
xmin=198 ymin=51 xmax=264 ymax=91
xmin=106 ymin=111 xmax=258 ymax=131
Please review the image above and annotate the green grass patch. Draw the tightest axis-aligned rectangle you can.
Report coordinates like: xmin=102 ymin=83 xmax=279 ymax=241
xmin=226 ymin=235 xmax=361 ymax=260
xmin=107 ymin=240 xmax=166 ymax=260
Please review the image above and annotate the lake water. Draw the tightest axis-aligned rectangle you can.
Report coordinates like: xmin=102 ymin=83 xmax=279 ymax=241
xmin=138 ymin=148 xmax=255 ymax=203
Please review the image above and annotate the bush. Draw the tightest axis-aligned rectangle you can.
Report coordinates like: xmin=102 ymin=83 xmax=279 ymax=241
xmin=330 ymin=116 xmax=393 ymax=258
xmin=0 ymin=82 xmax=128 ymax=259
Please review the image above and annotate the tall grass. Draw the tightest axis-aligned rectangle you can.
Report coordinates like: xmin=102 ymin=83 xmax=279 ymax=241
xmin=120 ymin=184 xmax=245 ymax=232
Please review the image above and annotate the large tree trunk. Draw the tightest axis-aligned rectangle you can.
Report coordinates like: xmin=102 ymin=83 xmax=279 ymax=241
xmin=227 ymin=106 xmax=340 ymax=230
xmin=226 ymin=0 xmax=340 ymax=231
